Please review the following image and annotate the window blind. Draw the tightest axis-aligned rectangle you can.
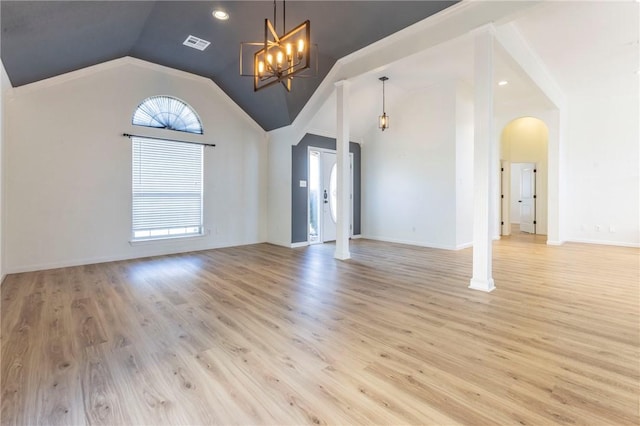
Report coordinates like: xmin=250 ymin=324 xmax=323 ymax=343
xmin=132 ymin=137 xmax=203 ymax=239
xmin=132 ymin=96 xmax=203 ymax=134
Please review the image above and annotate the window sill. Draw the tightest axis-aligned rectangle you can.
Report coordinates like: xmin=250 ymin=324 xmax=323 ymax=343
xmin=129 ymin=232 xmax=207 ymax=246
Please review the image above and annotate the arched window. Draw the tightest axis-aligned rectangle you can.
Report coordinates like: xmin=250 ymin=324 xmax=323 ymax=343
xmin=130 ymin=96 xmax=204 ymax=241
xmin=132 ymin=95 xmax=203 ymax=134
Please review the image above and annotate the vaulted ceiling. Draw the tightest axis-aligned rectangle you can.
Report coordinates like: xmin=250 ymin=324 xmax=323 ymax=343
xmin=0 ymin=1 xmax=458 ymax=131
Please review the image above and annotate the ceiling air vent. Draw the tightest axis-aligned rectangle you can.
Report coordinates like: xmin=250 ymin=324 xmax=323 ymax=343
xmin=183 ymin=35 xmax=210 ymax=51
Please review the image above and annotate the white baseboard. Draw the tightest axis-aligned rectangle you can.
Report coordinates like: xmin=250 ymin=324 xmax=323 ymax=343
xmin=290 ymin=241 xmax=309 ymax=248
xmin=546 ymin=240 xmax=564 ymax=246
xmin=566 ymin=238 xmax=639 ymax=248
xmin=6 ymin=240 xmax=266 ymax=274
xmin=469 ymin=277 xmax=496 ymax=292
xmin=362 ymin=234 xmax=461 ymax=251
xmin=350 ymin=234 xmax=362 ymax=239
xmin=266 ymin=239 xmax=292 ymax=248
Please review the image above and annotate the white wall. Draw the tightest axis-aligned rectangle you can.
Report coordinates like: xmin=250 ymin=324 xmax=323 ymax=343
xmin=455 ymin=82 xmax=474 ymax=248
xmin=0 ymin=60 xmax=12 ymax=282
xmin=362 ymin=80 xmax=471 ymax=250
xmin=565 ymin=93 xmax=639 ymax=247
xmin=266 ymin=126 xmax=293 ymax=247
xmin=5 ymin=58 xmax=267 ymax=273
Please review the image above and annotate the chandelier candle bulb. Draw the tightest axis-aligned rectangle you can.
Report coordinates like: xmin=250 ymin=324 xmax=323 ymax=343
xmin=276 ymin=51 xmax=284 ymax=69
xmin=286 ymin=43 xmax=292 ymax=60
xmin=258 ymin=61 xmax=265 ymax=75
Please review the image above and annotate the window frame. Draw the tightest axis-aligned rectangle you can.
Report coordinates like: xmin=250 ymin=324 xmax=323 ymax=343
xmin=130 ymin=136 xmax=205 ymax=243
xmin=129 ymin=96 xmax=206 ymax=243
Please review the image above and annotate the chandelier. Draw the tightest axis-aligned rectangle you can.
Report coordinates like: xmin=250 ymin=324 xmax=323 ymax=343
xmin=379 ymin=76 xmax=390 ymax=131
xmin=240 ymin=0 xmax=312 ymax=92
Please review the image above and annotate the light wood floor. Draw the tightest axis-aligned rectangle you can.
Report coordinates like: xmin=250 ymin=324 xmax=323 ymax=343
xmin=1 ymin=237 xmax=638 ymax=425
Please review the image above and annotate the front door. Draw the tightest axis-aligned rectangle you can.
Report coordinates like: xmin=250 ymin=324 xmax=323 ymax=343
xmin=519 ymin=163 xmax=536 ymax=234
xmin=322 ymin=151 xmax=337 ymax=242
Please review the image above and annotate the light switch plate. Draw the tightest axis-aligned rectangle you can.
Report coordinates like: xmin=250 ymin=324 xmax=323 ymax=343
xmin=300 ymin=180 xmax=307 ymax=187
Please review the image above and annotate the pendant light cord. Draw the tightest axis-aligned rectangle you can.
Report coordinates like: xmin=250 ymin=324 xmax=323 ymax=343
xmin=382 ymin=79 xmax=386 ymax=113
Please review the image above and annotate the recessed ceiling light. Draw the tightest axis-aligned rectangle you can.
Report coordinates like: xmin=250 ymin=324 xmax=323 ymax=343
xmin=498 ymin=80 xmax=508 ymax=86
xmin=213 ymin=10 xmax=229 ymax=20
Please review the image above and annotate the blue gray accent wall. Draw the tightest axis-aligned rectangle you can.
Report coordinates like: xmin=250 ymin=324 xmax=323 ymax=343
xmin=291 ymin=134 xmax=361 ymax=244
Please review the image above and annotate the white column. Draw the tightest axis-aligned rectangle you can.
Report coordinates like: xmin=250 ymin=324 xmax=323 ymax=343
xmin=469 ymin=29 xmax=496 ymax=292
xmin=334 ymin=80 xmax=351 ymax=260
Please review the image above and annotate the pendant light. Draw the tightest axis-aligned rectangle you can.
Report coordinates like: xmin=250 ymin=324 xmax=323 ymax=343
xmin=378 ymin=76 xmax=389 ymax=131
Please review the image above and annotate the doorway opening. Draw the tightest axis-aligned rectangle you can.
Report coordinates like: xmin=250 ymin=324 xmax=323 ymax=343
xmin=500 ymin=117 xmax=548 ymax=237
xmin=308 ymin=148 xmax=353 ymax=243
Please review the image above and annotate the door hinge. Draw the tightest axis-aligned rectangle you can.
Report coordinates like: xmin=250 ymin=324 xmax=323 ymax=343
xmin=534 ymin=169 xmax=537 ymax=173
xmin=501 ymin=194 xmax=504 ymax=199
xmin=501 ymin=167 xmax=504 ymax=172
xmin=533 ymin=220 xmax=537 ymax=224
xmin=533 ymin=195 xmax=537 ymax=199
xmin=501 ymin=221 xmax=504 ymax=225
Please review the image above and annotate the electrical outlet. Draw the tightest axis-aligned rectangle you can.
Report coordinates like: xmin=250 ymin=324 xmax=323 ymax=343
xmin=595 ymin=225 xmax=601 ymax=232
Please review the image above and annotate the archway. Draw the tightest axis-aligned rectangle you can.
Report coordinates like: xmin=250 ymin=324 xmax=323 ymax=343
xmin=500 ymin=117 xmax=549 ymax=236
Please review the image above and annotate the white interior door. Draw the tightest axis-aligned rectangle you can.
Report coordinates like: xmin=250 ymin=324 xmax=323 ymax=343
xmin=321 ymin=151 xmax=337 ymax=242
xmin=519 ymin=163 xmax=536 ymax=233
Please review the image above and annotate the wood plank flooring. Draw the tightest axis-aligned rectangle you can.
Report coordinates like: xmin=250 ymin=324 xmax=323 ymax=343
xmin=1 ymin=237 xmax=638 ymax=425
